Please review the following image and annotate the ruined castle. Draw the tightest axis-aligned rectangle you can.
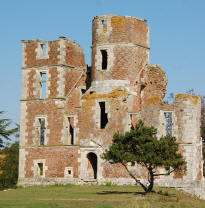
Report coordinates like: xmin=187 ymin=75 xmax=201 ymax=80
xmin=18 ymin=15 xmax=204 ymax=196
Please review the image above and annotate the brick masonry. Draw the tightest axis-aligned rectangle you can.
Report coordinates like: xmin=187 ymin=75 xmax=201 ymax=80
xmin=19 ymin=15 xmax=204 ymax=199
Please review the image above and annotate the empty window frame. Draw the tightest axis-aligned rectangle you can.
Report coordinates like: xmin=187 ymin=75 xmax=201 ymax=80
xmin=102 ymin=20 xmax=107 ymax=24
xmin=66 ymin=117 xmax=74 ymax=145
xmin=40 ymin=72 xmax=47 ymax=99
xmin=81 ymin=89 xmax=86 ymax=95
xmin=38 ymin=118 xmax=46 ymax=145
xmin=64 ymin=167 xmax=73 ymax=178
xmin=101 ymin=50 xmax=107 ymax=70
xmin=38 ymin=163 xmax=44 ymax=176
xmin=41 ymin=44 xmax=46 ymax=56
xmin=140 ymin=85 xmax=146 ymax=105
xmin=99 ymin=102 xmax=108 ymax=129
xmin=131 ymin=161 xmax=135 ymax=166
xmin=129 ymin=114 xmax=134 ymax=130
xmin=164 ymin=112 xmax=173 ymax=136
xmin=140 ymin=85 xmax=146 ymax=98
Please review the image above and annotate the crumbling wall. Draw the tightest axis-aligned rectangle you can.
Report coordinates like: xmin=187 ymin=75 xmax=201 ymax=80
xmin=140 ymin=65 xmax=168 ymax=128
xmin=92 ymin=15 xmax=149 ymax=46
xmin=19 ymin=16 xmax=204 ymax=195
xmin=19 ymin=37 xmax=87 ymax=185
xmin=91 ymin=15 xmax=149 ymax=84
xmin=173 ymin=94 xmax=202 ymax=181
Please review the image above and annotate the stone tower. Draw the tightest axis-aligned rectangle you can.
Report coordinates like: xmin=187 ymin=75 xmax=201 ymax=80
xmin=19 ymin=37 xmax=87 ymax=183
xmin=91 ymin=15 xmax=149 ymax=84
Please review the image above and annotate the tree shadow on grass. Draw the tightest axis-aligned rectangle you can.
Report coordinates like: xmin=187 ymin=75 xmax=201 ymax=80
xmin=152 ymin=190 xmax=177 ymax=197
xmin=0 ymin=185 xmax=17 ymax=191
xmin=97 ymin=191 xmax=146 ymax=195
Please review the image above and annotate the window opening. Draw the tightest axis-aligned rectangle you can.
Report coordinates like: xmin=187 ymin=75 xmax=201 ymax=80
xmin=101 ymin=50 xmax=107 ymax=70
xmin=67 ymin=117 xmax=74 ymax=145
xmin=38 ymin=163 xmax=43 ymax=176
xmin=81 ymin=89 xmax=86 ymax=95
xmin=99 ymin=102 xmax=108 ymax=129
xmin=140 ymin=85 xmax=145 ymax=98
xmin=140 ymin=85 xmax=146 ymax=107
xmin=39 ymin=118 xmax=46 ymax=145
xmin=68 ymin=170 xmax=71 ymax=175
xmin=102 ymin=20 xmax=107 ymax=24
xmin=41 ymin=44 xmax=46 ymax=56
xmin=40 ymin=72 xmax=47 ymax=99
xmin=164 ymin=112 xmax=172 ymax=136
xmin=130 ymin=114 xmax=134 ymax=130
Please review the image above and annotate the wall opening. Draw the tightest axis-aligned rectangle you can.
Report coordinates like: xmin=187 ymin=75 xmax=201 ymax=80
xmin=99 ymin=102 xmax=108 ymax=129
xmin=131 ymin=162 xmax=135 ymax=166
xmin=129 ymin=114 xmax=134 ymax=130
xmin=40 ymin=72 xmax=47 ymax=99
xmin=38 ymin=163 xmax=43 ymax=176
xmin=140 ymin=85 xmax=145 ymax=99
xmin=87 ymin=152 xmax=97 ymax=179
xmin=101 ymin=50 xmax=107 ymax=70
xmin=66 ymin=117 xmax=74 ymax=145
xmin=140 ymin=84 xmax=146 ymax=108
xmin=164 ymin=112 xmax=173 ymax=136
xmin=39 ymin=118 xmax=46 ymax=145
xmin=64 ymin=167 xmax=73 ymax=178
xmin=81 ymin=89 xmax=86 ymax=95
xmin=41 ymin=44 xmax=46 ymax=56
xmin=102 ymin=20 xmax=107 ymax=24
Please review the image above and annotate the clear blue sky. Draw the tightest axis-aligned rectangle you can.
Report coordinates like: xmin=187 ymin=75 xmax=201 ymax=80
xmin=0 ymin=0 xmax=205 ymax=127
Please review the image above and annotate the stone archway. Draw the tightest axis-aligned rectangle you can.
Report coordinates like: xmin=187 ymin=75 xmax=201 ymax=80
xmin=86 ymin=152 xmax=97 ymax=179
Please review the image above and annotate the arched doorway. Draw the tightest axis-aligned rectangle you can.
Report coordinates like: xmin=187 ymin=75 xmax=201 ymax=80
xmin=87 ymin=152 xmax=97 ymax=179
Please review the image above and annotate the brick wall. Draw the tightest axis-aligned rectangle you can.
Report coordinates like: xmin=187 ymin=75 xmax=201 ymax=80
xmin=24 ymin=147 xmax=80 ymax=178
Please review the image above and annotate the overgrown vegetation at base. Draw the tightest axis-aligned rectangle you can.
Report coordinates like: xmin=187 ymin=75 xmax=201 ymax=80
xmin=0 ymin=185 xmax=204 ymax=208
xmin=0 ymin=142 xmax=19 ymax=188
xmin=0 ymin=111 xmax=19 ymax=188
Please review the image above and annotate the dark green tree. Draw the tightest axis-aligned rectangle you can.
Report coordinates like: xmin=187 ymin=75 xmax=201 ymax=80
xmin=103 ymin=120 xmax=186 ymax=193
xmin=0 ymin=111 xmax=18 ymax=148
xmin=0 ymin=142 xmax=19 ymax=187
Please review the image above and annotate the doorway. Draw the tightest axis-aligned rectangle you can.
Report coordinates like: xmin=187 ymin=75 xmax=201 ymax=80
xmin=86 ymin=152 xmax=97 ymax=179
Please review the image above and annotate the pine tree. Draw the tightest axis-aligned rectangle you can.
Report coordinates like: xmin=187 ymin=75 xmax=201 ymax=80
xmin=0 ymin=111 xmax=18 ymax=148
xmin=103 ymin=120 xmax=186 ymax=193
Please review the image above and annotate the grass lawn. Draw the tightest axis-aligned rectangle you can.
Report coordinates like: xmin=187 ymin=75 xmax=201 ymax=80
xmin=0 ymin=184 xmax=204 ymax=208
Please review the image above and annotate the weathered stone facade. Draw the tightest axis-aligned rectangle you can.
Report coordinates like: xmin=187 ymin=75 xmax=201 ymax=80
xmin=18 ymin=15 xmax=204 ymax=198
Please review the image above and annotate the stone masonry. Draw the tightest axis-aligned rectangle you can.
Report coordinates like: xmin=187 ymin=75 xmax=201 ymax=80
xmin=18 ymin=15 xmax=204 ymax=198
